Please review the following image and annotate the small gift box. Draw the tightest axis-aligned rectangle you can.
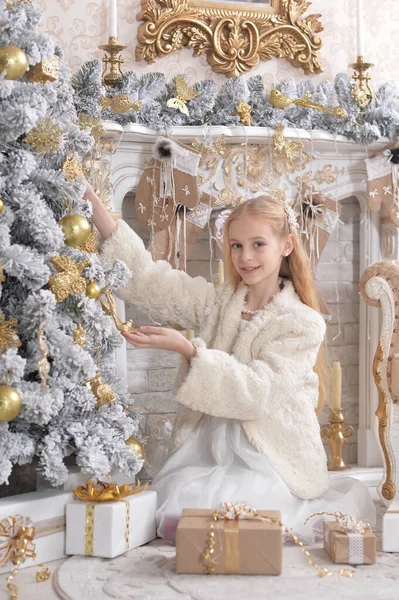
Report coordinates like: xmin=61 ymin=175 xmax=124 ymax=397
xmin=176 ymin=504 xmax=282 ymax=575
xmin=65 ymin=481 xmax=157 ymax=558
xmin=323 ymin=518 xmax=376 ymax=565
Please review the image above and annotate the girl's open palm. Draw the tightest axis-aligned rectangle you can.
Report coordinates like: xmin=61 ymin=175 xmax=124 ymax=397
xmin=121 ymin=326 xmax=195 ymax=359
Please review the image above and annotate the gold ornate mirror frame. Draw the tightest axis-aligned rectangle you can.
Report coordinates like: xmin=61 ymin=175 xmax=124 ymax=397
xmin=136 ymin=0 xmax=323 ymax=78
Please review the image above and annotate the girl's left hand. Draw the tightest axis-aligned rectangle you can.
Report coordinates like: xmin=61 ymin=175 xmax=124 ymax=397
xmin=121 ymin=326 xmax=196 ymax=360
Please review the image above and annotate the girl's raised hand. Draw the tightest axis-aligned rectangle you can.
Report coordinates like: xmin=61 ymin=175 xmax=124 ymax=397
xmin=121 ymin=326 xmax=196 ymax=360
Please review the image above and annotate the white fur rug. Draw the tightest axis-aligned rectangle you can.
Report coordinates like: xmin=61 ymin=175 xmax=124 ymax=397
xmin=55 ymin=539 xmax=399 ymax=600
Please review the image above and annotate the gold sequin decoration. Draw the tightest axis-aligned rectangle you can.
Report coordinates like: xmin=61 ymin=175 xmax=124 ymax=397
xmin=62 ymin=154 xmax=83 ymax=182
xmin=125 ymin=500 xmax=130 ymax=552
xmin=23 ymin=118 xmax=64 ymax=154
xmin=85 ymin=503 xmax=95 ymax=556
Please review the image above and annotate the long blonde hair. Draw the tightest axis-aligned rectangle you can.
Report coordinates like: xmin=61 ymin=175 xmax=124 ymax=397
xmin=223 ymin=196 xmax=328 ymax=414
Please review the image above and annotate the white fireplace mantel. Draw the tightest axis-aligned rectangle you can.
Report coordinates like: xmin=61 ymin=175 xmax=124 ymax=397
xmin=103 ymin=122 xmax=397 ymax=472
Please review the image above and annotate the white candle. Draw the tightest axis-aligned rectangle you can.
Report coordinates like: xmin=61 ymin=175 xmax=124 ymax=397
xmin=356 ymin=0 xmax=365 ymax=57
xmin=331 ymin=362 xmax=342 ymax=410
xmin=108 ymin=0 xmax=117 ymax=39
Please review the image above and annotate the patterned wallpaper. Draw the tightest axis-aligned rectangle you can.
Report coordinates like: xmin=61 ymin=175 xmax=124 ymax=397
xmin=37 ymin=0 xmax=399 ymax=89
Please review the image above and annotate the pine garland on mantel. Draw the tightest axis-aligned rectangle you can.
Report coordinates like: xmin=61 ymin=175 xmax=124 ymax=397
xmin=72 ymin=60 xmax=399 ymax=145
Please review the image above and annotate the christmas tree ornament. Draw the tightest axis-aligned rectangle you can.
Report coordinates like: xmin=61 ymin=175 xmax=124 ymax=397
xmin=125 ymin=437 xmax=144 ymax=460
xmin=75 ymin=114 xmax=105 ymax=141
xmin=270 ymin=89 xmax=347 ymax=119
xmin=100 ymin=94 xmax=141 ymax=114
xmin=84 ymin=372 xmax=116 ymax=408
xmin=23 ymin=118 xmax=64 ymax=154
xmin=236 ymin=100 xmax=252 ymax=126
xmin=79 ymin=229 xmax=98 ymax=254
xmin=273 ymin=123 xmax=304 ymax=163
xmin=166 ymin=75 xmax=198 ymax=116
xmin=0 ymin=45 xmax=28 ymax=80
xmin=0 ymin=198 xmax=4 ymax=213
xmin=73 ymin=323 xmax=87 ymax=348
xmin=85 ymin=279 xmax=102 ymax=299
xmin=62 ymin=154 xmax=83 ymax=182
xmin=100 ymin=289 xmax=137 ymax=332
xmin=0 ymin=315 xmax=21 ymax=353
xmin=48 ymin=256 xmax=90 ymax=302
xmin=59 ymin=213 xmax=91 ymax=247
xmin=0 ymin=383 xmax=22 ymax=422
xmin=0 ymin=260 xmax=5 ymax=284
xmin=37 ymin=322 xmax=50 ymax=392
xmin=26 ymin=55 xmax=59 ymax=84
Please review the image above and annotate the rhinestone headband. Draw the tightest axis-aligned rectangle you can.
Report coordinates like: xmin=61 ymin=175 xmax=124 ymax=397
xmin=283 ymin=199 xmax=300 ymax=236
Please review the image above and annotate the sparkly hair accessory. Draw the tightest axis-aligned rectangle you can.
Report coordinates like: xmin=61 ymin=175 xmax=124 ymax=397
xmin=283 ymin=199 xmax=300 ymax=236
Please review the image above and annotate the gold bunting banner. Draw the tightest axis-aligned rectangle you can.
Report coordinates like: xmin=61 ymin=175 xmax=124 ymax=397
xmin=73 ymin=479 xmax=148 ymax=503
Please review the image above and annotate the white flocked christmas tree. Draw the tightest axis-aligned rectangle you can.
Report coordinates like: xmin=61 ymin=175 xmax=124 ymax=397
xmin=0 ymin=0 xmax=143 ymax=492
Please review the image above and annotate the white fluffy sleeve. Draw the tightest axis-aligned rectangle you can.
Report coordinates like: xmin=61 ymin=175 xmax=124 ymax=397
xmin=174 ymin=315 xmax=326 ymax=420
xmin=100 ymin=219 xmax=217 ymax=329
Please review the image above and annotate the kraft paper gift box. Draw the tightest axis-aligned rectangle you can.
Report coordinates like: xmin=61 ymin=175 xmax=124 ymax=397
xmin=0 ymin=489 xmax=70 ymax=574
xmin=65 ymin=489 xmax=157 ymax=558
xmin=323 ymin=520 xmax=376 ymax=565
xmin=176 ymin=509 xmax=282 ymax=575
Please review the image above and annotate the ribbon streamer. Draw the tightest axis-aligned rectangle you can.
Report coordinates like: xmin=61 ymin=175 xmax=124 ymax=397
xmin=73 ymin=479 xmax=148 ymax=503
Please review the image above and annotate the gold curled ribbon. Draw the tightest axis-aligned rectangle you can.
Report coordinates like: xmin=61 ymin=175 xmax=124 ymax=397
xmin=304 ymin=511 xmax=373 ymax=535
xmin=0 ymin=516 xmax=36 ymax=567
xmin=73 ymin=479 xmax=148 ymax=503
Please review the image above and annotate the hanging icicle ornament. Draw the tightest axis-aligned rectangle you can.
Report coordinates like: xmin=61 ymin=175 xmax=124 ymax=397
xmin=37 ymin=322 xmax=50 ymax=392
xmin=0 ymin=260 xmax=5 ymax=284
xmin=166 ymin=75 xmax=198 ymax=116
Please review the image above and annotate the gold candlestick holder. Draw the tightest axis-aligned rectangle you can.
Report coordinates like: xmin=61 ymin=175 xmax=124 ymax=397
xmin=349 ymin=56 xmax=374 ymax=109
xmin=321 ymin=408 xmax=354 ymax=471
xmin=99 ymin=37 xmax=127 ymax=87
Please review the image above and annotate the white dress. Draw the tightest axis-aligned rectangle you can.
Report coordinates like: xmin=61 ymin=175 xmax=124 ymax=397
xmin=151 ymin=320 xmax=376 ymax=544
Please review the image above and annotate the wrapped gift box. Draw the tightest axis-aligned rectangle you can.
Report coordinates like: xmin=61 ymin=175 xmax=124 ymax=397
xmin=382 ymin=500 xmax=399 ymax=552
xmin=323 ymin=520 xmax=376 ymax=565
xmin=176 ymin=509 xmax=282 ymax=575
xmin=65 ymin=490 xmax=157 ymax=558
xmin=0 ymin=489 xmax=70 ymax=574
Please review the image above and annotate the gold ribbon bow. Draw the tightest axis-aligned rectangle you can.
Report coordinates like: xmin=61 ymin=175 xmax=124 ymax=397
xmin=0 ymin=516 xmax=36 ymax=567
xmin=304 ymin=511 xmax=373 ymax=535
xmin=73 ymin=479 xmax=148 ymax=503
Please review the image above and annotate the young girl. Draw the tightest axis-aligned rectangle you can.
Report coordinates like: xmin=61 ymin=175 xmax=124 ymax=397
xmin=85 ymin=185 xmax=376 ymax=544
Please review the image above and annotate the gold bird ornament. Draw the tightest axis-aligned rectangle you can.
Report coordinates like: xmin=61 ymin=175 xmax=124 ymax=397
xmin=270 ymin=89 xmax=347 ymax=119
xmin=166 ymin=75 xmax=198 ymax=116
xmin=100 ymin=94 xmax=141 ymax=114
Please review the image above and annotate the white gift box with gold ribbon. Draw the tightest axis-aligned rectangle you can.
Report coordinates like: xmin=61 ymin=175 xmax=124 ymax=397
xmin=65 ymin=490 xmax=157 ymax=558
xmin=0 ymin=489 xmax=70 ymax=574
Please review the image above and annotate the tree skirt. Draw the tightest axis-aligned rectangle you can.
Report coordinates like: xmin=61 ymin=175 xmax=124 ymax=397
xmin=55 ymin=540 xmax=399 ymax=600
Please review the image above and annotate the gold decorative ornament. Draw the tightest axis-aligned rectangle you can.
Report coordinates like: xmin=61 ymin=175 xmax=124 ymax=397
xmin=26 ymin=55 xmax=59 ymax=84
xmin=75 ymin=114 xmax=105 ymax=141
xmin=73 ymin=323 xmax=87 ymax=348
xmin=59 ymin=213 xmax=91 ymax=247
xmin=100 ymin=94 xmax=141 ymax=114
xmin=270 ymin=89 xmax=347 ymax=118
xmin=73 ymin=478 xmax=148 ymax=503
xmin=166 ymin=75 xmax=198 ymax=116
xmin=85 ymin=279 xmax=102 ymax=300
xmin=0 ymin=45 xmax=28 ymax=80
xmin=23 ymin=118 xmax=64 ymax=154
xmin=0 ymin=315 xmax=21 ymax=353
xmin=136 ymin=0 xmax=323 ymax=79
xmin=0 ymin=260 xmax=5 ymax=284
xmin=37 ymin=322 xmax=50 ymax=392
xmin=79 ymin=229 xmax=99 ymax=254
xmin=100 ymin=288 xmax=137 ymax=333
xmin=349 ymin=56 xmax=374 ymax=108
xmin=125 ymin=437 xmax=144 ymax=460
xmin=0 ymin=198 xmax=4 ymax=213
xmin=84 ymin=372 xmax=116 ymax=408
xmin=48 ymin=256 xmax=90 ymax=303
xmin=236 ymin=101 xmax=252 ymax=126
xmin=321 ymin=408 xmax=354 ymax=471
xmin=191 ymin=134 xmax=226 ymax=157
xmin=0 ymin=515 xmax=36 ymax=600
xmin=0 ymin=384 xmax=22 ymax=422
xmin=36 ymin=567 xmax=51 ymax=583
xmin=62 ymin=154 xmax=83 ymax=182
xmin=273 ymin=123 xmax=304 ymax=163
xmin=99 ymin=37 xmax=127 ymax=87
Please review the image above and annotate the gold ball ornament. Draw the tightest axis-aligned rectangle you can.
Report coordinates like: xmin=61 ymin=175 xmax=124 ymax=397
xmin=125 ymin=437 xmax=144 ymax=460
xmin=0 ymin=198 xmax=4 ymax=214
xmin=0 ymin=384 xmax=22 ymax=422
xmin=59 ymin=214 xmax=91 ymax=247
xmin=86 ymin=279 xmax=102 ymax=300
xmin=0 ymin=45 xmax=28 ymax=80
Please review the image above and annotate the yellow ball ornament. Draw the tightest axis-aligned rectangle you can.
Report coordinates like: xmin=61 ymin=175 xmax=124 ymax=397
xmin=0 ymin=384 xmax=22 ymax=422
xmin=59 ymin=214 xmax=91 ymax=247
xmin=0 ymin=198 xmax=4 ymax=214
xmin=125 ymin=437 xmax=144 ymax=460
xmin=86 ymin=279 xmax=102 ymax=299
xmin=0 ymin=45 xmax=28 ymax=80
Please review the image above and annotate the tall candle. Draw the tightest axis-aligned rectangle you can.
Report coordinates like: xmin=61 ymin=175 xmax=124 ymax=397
xmin=218 ymin=259 xmax=224 ymax=286
xmin=356 ymin=0 xmax=365 ymax=57
xmin=109 ymin=0 xmax=117 ymax=38
xmin=331 ymin=362 xmax=342 ymax=410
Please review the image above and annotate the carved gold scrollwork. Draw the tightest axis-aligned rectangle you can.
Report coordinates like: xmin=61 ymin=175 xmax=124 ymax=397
xmin=136 ymin=0 xmax=323 ymax=78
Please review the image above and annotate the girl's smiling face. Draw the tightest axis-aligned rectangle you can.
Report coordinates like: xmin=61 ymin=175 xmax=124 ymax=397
xmin=228 ymin=215 xmax=288 ymax=285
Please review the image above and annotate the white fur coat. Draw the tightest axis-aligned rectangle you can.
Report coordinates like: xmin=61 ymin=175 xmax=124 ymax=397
xmin=101 ymin=220 xmax=330 ymax=500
